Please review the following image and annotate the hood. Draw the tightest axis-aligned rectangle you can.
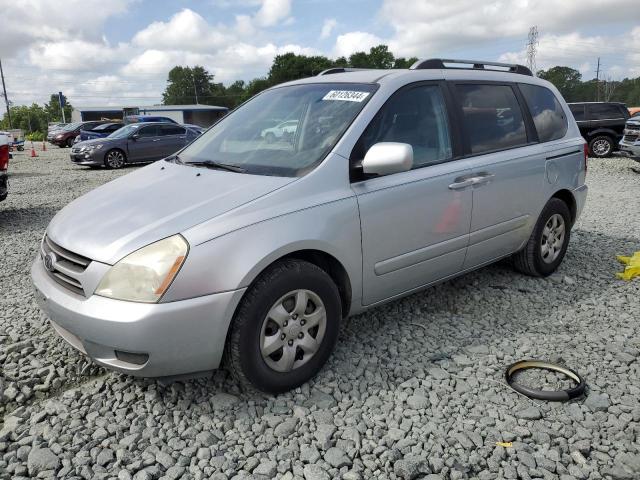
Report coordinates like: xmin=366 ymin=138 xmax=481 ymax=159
xmin=74 ymin=138 xmax=107 ymax=148
xmin=47 ymin=161 xmax=295 ymax=264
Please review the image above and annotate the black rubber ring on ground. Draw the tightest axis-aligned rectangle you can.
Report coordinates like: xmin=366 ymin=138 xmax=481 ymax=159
xmin=505 ymin=360 xmax=586 ymax=402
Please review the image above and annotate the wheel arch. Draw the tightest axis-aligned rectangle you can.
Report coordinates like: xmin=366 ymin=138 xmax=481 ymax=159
xmin=586 ymin=128 xmax=617 ymax=139
xmin=551 ymin=188 xmax=577 ymax=225
xmin=242 ymin=247 xmax=353 ymax=318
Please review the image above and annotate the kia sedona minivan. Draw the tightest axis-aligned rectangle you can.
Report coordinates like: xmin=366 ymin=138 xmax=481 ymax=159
xmin=32 ymin=59 xmax=588 ymax=393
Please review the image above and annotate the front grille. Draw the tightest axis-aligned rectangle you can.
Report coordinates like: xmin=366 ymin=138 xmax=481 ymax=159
xmin=626 ymin=123 xmax=640 ymax=131
xmin=41 ymin=235 xmax=91 ymax=295
xmin=623 ymin=135 xmax=638 ymax=143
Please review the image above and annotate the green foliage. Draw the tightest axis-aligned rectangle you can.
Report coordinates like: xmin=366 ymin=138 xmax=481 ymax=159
xmin=0 ymin=103 xmax=49 ymax=135
xmin=26 ymin=131 xmax=45 ymax=141
xmin=44 ymin=94 xmax=73 ymax=123
xmin=160 ymin=45 xmax=422 ymax=109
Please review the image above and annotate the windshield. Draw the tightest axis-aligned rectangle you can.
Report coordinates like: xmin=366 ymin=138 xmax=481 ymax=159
xmin=179 ymin=83 xmax=376 ymax=177
xmin=107 ymin=124 xmax=140 ymax=139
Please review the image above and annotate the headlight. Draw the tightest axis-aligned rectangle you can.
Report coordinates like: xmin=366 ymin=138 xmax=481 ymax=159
xmin=56 ymin=134 xmax=63 ymax=139
xmin=95 ymin=235 xmax=189 ymax=303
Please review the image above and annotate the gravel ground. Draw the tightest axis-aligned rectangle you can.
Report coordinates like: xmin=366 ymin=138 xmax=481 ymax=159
xmin=1 ymin=144 xmax=639 ymax=480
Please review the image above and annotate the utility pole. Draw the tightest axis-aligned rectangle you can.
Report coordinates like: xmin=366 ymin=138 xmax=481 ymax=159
xmin=0 ymin=58 xmax=12 ymax=128
xmin=526 ymin=26 xmax=539 ymax=76
xmin=191 ymin=70 xmax=199 ymax=105
xmin=595 ymin=57 xmax=601 ymax=102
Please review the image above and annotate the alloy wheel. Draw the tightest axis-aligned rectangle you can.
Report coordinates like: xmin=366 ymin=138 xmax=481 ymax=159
xmin=540 ymin=213 xmax=566 ymax=264
xmin=592 ymin=139 xmax=611 ymax=156
xmin=260 ymin=289 xmax=327 ymax=372
xmin=106 ymin=151 xmax=125 ymax=168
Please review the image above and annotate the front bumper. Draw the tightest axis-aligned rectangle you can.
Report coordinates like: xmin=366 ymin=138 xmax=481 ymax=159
xmin=619 ymin=140 xmax=640 ymax=158
xmin=70 ymin=150 xmax=103 ymax=166
xmin=31 ymin=254 xmax=246 ymax=377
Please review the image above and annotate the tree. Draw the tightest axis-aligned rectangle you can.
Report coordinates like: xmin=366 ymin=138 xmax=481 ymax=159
xmin=44 ymin=93 xmax=73 ymax=123
xmin=268 ymin=53 xmax=334 ymax=85
xmin=0 ymin=103 xmax=48 ymax=134
xmin=162 ymin=66 xmax=215 ymax=105
xmin=538 ymin=66 xmax=583 ymax=102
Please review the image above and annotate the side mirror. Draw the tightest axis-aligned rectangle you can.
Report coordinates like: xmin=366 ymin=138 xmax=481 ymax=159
xmin=362 ymin=142 xmax=413 ymax=176
xmin=131 ymin=133 xmax=140 ymax=140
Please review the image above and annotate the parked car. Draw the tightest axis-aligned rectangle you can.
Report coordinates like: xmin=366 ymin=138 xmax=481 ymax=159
xmin=0 ymin=132 xmax=9 ymax=202
xmin=78 ymin=122 xmax=124 ymax=142
xmin=32 ymin=59 xmax=588 ymax=393
xmin=124 ymin=115 xmax=177 ymax=125
xmin=69 ymin=122 xmax=200 ymax=168
xmin=261 ymin=119 xmax=298 ymax=142
xmin=568 ymin=102 xmax=630 ymax=157
xmin=50 ymin=121 xmax=109 ymax=147
xmin=618 ymin=115 xmax=640 ymax=159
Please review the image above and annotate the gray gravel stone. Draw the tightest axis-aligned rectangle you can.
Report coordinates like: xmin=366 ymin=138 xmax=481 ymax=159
xmin=303 ymin=463 xmax=330 ymax=480
xmin=394 ymin=456 xmax=430 ymax=479
xmin=27 ymin=447 xmax=60 ymax=475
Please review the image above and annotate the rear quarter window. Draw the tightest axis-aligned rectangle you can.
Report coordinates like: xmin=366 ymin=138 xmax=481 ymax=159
xmin=455 ymin=84 xmax=528 ymax=154
xmin=588 ymin=104 xmax=626 ymax=120
xmin=519 ymin=84 xmax=568 ymax=142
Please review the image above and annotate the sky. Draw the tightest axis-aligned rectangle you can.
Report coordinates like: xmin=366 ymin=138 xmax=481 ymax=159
xmin=0 ymin=0 xmax=639 ymax=108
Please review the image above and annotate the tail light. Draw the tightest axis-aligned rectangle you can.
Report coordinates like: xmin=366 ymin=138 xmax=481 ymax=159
xmin=583 ymin=143 xmax=588 ymax=173
xmin=0 ymin=144 xmax=9 ymax=171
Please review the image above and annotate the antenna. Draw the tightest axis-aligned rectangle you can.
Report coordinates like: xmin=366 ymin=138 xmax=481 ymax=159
xmin=526 ymin=26 xmax=539 ymax=76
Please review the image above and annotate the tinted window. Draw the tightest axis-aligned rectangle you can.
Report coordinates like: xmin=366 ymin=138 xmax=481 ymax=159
xmin=519 ymin=84 xmax=567 ymax=142
xmin=456 ymin=84 xmax=527 ymax=154
xmin=137 ymin=126 xmax=159 ymax=137
xmin=589 ymin=104 xmax=625 ymax=120
xmin=354 ymin=84 xmax=452 ymax=169
xmin=569 ymin=104 xmax=586 ymax=121
xmin=160 ymin=125 xmax=185 ymax=136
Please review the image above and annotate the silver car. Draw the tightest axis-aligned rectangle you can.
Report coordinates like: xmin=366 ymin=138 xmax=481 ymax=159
xmin=32 ymin=59 xmax=588 ymax=393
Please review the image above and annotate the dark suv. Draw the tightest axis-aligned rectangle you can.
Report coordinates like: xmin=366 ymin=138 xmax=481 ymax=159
xmin=568 ymin=102 xmax=630 ymax=157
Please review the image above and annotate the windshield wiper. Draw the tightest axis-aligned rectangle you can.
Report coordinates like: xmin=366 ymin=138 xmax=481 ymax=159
xmin=186 ymin=160 xmax=246 ymax=173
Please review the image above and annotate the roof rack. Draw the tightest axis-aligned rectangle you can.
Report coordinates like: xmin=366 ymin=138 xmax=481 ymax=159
xmin=317 ymin=67 xmax=369 ymax=76
xmin=410 ymin=58 xmax=533 ymax=76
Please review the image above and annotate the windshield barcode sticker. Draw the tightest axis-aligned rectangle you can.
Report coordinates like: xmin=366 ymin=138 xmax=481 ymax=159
xmin=322 ymin=90 xmax=370 ymax=102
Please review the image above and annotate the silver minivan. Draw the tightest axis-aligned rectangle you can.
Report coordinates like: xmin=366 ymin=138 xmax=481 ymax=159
xmin=32 ymin=59 xmax=588 ymax=393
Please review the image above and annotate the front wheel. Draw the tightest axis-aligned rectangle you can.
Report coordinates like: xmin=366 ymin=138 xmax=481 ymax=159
xmin=512 ymin=198 xmax=572 ymax=277
xmin=589 ymin=135 xmax=613 ymax=158
xmin=104 ymin=149 xmax=126 ymax=169
xmin=225 ymin=259 xmax=342 ymax=393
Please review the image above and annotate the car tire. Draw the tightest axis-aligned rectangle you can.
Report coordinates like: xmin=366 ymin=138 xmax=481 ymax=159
xmin=225 ymin=259 xmax=342 ymax=394
xmin=512 ymin=198 xmax=572 ymax=277
xmin=588 ymin=135 xmax=613 ymax=158
xmin=66 ymin=138 xmax=74 ymax=148
xmin=104 ymin=149 xmax=126 ymax=169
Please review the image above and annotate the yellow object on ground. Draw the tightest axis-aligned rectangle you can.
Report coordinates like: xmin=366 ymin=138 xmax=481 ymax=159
xmin=496 ymin=442 xmax=513 ymax=448
xmin=616 ymin=252 xmax=640 ymax=281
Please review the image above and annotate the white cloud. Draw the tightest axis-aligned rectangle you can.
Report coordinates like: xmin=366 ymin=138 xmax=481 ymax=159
xmin=254 ymin=0 xmax=292 ymax=27
xmin=0 ymin=0 xmax=132 ymax=57
xmin=498 ymin=32 xmax=636 ymax=79
xmin=380 ymin=0 xmax=639 ymax=56
xmin=320 ymin=19 xmax=337 ymax=40
xmin=334 ymin=31 xmax=383 ymax=58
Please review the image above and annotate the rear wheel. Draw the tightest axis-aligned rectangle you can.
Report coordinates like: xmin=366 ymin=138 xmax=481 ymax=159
xmin=513 ymin=198 xmax=572 ymax=277
xmin=104 ymin=149 xmax=126 ymax=169
xmin=66 ymin=137 xmax=74 ymax=148
xmin=588 ymin=135 xmax=613 ymax=158
xmin=225 ymin=259 xmax=341 ymax=393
